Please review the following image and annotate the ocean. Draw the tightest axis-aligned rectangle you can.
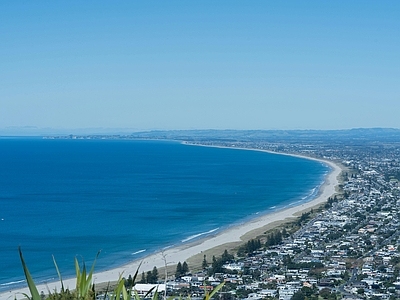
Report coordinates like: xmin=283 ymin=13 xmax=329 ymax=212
xmin=0 ymin=138 xmax=329 ymax=291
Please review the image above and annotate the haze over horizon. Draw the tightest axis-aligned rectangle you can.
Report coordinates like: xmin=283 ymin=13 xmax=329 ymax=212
xmin=1 ymin=1 xmax=400 ymax=133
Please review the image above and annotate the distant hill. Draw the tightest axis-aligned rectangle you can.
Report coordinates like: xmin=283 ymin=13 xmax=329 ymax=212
xmin=11 ymin=127 xmax=400 ymax=144
xmin=129 ymin=128 xmax=400 ymax=143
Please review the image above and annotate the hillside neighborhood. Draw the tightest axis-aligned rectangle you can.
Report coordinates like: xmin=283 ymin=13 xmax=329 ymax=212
xmin=150 ymin=134 xmax=400 ymax=300
xmin=48 ymin=130 xmax=400 ymax=300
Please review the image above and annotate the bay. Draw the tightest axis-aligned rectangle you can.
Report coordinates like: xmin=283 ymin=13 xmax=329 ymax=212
xmin=0 ymin=138 xmax=329 ymax=290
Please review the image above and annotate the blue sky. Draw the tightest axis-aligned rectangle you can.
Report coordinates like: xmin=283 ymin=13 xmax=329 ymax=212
xmin=1 ymin=1 xmax=400 ymax=132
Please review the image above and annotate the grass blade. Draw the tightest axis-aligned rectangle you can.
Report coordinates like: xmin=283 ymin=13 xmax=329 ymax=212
xmin=52 ymin=255 xmax=64 ymax=292
xmin=133 ymin=289 xmax=141 ymax=300
xmin=208 ymin=282 xmax=224 ymax=300
xmin=131 ymin=261 xmax=143 ymax=286
xmin=75 ymin=257 xmax=81 ymax=288
xmin=80 ymin=262 xmax=87 ymax=296
xmin=143 ymin=286 xmax=156 ymax=299
xmin=85 ymin=250 xmax=100 ymax=294
xmin=18 ymin=247 xmax=41 ymax=300
xmin=113 ymin=276 xmax=125 ymax=300
xmin=152 ymin=288 xmax=159 ymax=300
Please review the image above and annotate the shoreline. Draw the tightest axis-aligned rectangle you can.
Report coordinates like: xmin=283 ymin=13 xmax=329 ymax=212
xmin=0 ymin=147 xmax=343 ymax=300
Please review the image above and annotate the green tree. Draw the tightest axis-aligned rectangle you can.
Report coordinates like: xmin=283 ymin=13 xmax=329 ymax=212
xmin=146 ymin=271 xmax=152 ymax=283
xmin=125 ymin=274 xmax=134 ymax=287
xmin=291 ymin=291 xmax=305 ymax=300
xmin=265 ymin=231 xmax=283 ymax=247
xmin=209 ymin=255 xmax=224 ymax=275
xmin=182 ymin=261 xmax=189 ymax=274
xmin=319 ymin=288 xmax=331 ymax=299
xmin=301 ymin=286 xmax=316 ymax=298
xmin=176 ymin=262 xmax=183 ymax=278
xmin=237 ymin=239 xmax=263 ymax=255
xmin=202 ymin=255 xmax=208 ymax=269
xmin=222 ymin=249 xmax=233 ymax=261
xmin=151 ymin=266 xmax=158 ymax=283
xmin=328 ymin=293 xmax=337 ymax=300
xmin=140 ymin=271 xmax=146 ymax=283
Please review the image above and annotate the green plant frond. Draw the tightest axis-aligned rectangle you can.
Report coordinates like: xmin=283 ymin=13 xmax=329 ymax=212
xmin=102 ymin=282 xmax=111 ymax=300
xmin=133 ymin=289 xmax=141 ymax=300
xmin=18 ymin=247 xmax=41 ymax=300
xmin=152 ymin=288 xmax=159 ymax=300
xmin=84 ymin=251 xmax=100 ymax=297
xmin=131 ymin=261 xmax=143 ymax=287
xmin=89 ymin=251 xmax=101 ymax=276
xmin=205 ymin=282 xmax=224 ymax=300
xmin=21 ymin=292 xmax=35 ymax=300
xmin=113 ymin=277 xmax=126 ymax=299
xmin=74 ymin=253 xmax=100 ymax=299
xmin=81 ymin=260 xmax=87 ymax=285
xmin=117 ymin=272 xmax=124 ymax=282
xmin=75 ymin=257 xmax=81 ymax=286
xmin=143 ymin=286 xmax=156 ymax=299
xmin=78 ymin=265 xmax=86 ymax=296
xmin=122 ymin=285 xmax=129 ymax=300
xmin=52 ymin=255 xmax=65 ymax=293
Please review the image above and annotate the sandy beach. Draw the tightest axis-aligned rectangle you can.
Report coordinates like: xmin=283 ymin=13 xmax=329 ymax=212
xmin=0 ymin=150 xmax=342 ymax=300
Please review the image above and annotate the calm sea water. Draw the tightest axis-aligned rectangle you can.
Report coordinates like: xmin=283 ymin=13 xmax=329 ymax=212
xmin=0 ymin=138 xmax=329 ymax=291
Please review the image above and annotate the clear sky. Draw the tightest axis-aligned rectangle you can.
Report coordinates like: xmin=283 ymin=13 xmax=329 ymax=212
xmin=1 ymin=1 xmax=400 ymax=132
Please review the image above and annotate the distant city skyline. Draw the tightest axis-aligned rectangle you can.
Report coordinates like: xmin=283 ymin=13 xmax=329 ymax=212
xmin=1 ymin=1 xmax=400 ymax=133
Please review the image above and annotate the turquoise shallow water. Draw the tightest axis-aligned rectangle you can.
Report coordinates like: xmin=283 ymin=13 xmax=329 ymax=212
xmin=0 ymin=138 xmax=329 ymax=291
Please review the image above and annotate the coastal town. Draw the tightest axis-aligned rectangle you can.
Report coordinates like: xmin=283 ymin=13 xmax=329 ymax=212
xmin=123 ymin=129 xmax=400 ymax=300
xmin=3 ymin=1 xmax=400 ymax=299
xmin=4 ymin=129 xmax=400 ymax=300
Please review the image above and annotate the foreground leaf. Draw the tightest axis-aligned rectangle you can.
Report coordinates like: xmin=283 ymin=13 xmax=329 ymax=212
xmin=52 ymin=255 xmax=65 ymax=292
xmin=19 ymin=247 xmax=41 ymax=300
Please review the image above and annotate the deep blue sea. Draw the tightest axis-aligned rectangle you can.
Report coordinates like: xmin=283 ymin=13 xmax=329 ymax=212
xmin=0 ymin=138 xmax=329 ymax=291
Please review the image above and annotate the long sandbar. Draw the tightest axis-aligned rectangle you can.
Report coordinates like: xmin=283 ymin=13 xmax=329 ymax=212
xmin=0 ymin=148 xmax=342 ymax=300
